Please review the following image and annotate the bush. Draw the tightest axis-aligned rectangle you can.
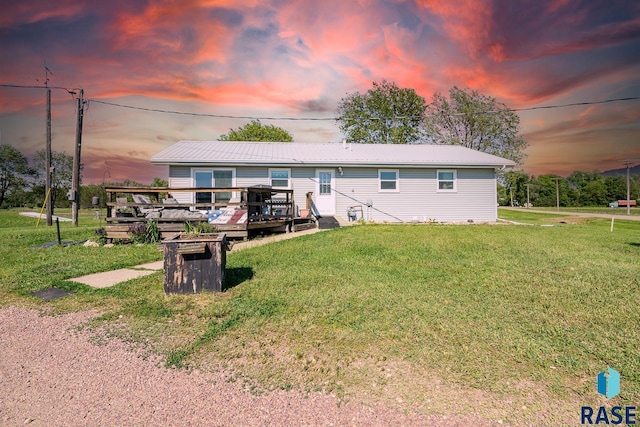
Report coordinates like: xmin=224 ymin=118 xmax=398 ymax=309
xmin=184 ymin=221 xmax=217 ymax=235
xmin=127 ymin=220 xmax=161 ymax=244
xmin=95 ymin=228 xmax=108 ymax=245
xmin=145 ymin=219 xmax=161 ymax=243
xmin=127 ymin=223 xmax=147 ymax=244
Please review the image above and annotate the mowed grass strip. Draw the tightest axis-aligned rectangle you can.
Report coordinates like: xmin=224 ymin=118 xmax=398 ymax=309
xmin=1 ymin=209 xmax=638 ymax=409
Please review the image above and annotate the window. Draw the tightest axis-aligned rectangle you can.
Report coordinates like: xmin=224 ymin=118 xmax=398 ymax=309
xmin=379 ymin=169 xmax=399 ymax=192
xmin=269 ymin=168 xmax=291 ymax=189
xmin=437 ymin=169 xmax=456 ymax=192
xmin=213 ymin=170 xmax=233 ymax=204
xmin=193 ymin=168 xmax=235 ymax=206
xmin=194 ymin=170 xmax=213 ymax=204
xmin=318 ymin=171 xmax=332 ymax=195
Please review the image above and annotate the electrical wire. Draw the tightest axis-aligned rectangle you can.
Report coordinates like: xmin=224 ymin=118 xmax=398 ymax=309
xmin=88 ymin=99 xmax=335 ymax=120
xmin=87 ymin=96 xmax=640 ymax=121
xmin=511 ymin=97 xmax=640 ymax=112
xmin=2 ymin=82 xmax=639 ymax=121
xmin=0 ymin=83 xmax=78 ymax=95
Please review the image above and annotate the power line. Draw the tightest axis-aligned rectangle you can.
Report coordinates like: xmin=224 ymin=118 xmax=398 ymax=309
xmin=2 ymin=82 xmax=639 ymax=121
xmin=87 ymin=96 xmax=640 ymax=121
xmin=88 ymin=99 xmax=335 ymax=121
xmin=0 ymin=83 xmax=78 ymax=95
xmin=512 ymin=97 xmax=640 ymax=112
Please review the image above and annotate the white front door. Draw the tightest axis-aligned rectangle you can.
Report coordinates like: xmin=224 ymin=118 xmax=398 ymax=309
xmin=314 ymin=169 xmax=335 ymax=215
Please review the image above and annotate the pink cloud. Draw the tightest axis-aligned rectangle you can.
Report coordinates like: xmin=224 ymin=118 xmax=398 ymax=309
xmin=414 ymin=0 xmax=493 ymax=60
xmin=0 ymin=1 xmax=87 ymax=28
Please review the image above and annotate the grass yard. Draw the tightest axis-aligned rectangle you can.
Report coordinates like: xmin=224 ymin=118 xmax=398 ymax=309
xmin=1 ymin=208 xmax=639 ymax=423
xmin=518 ymin=206 xmax=640 ymax=216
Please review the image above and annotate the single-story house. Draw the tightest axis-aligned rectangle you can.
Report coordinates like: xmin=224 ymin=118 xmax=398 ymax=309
xmin=150 ymin=140 xmax=515 ymax=223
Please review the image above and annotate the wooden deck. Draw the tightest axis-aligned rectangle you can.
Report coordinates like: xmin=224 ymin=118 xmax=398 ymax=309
xmin=104 ymin=186 xmax=316 ymax=242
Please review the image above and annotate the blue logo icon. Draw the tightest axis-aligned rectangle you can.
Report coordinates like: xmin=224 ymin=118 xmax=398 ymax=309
xmin=597 ymin=367 xmax=620 ymax=399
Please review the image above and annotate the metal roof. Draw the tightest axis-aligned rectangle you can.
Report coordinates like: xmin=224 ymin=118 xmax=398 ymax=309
xmin=150 ymin=141 xmax=516 ymax=168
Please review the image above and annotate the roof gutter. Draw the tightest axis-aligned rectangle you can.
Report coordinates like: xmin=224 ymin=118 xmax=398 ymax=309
xmin=150 ymin=160 xmax=515 ymax=169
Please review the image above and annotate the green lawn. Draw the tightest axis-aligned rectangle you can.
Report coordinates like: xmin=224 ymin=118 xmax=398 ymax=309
xmin=512 ymin=206 xmax=640 ymax=216
xmin=1 ymin=208 xmax=639 ymax=422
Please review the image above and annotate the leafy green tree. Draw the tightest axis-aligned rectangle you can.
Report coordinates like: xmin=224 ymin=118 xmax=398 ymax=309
xmin=336 ymin=80 xmax=427 ymax=144
xmin=532 ymin=175 xmax=571 ymax=207
xmin=0 ymin=145 xmax=33 ymax=208
xmin=503 ymin=171 xmax=531 ymax=206
xmin=604 ymin=174 xmax=640 ymax=203
xmin=4 ymin=186 xmax=36 ymax=208
xmin=219 ymin=120 xmax=293 ymax=142
xmin=33 ymin=150 xmax=77 ymax=208
xmin=605 ymin=175 xmax=627 ymax=202
xmin=566 ymin=170 xmax=608 ymax=206
xmin=80 ymin=184 xmax=107 ymax=208
xmin=151 ymin=177 xmax=168 ymax=187
xmin=424 ymin=87 xmax=527 ymax=165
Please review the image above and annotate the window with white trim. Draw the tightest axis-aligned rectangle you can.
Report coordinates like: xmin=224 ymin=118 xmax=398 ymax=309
xmin=437 ymin=169 xmax=457 ymax=192
xmin=192 ymin=168 xmax=236 ymax=206
xmin=269 ymin=168 xmax=291 ymax=189
xmin=379 ymin=169 xmax=399 ymax=192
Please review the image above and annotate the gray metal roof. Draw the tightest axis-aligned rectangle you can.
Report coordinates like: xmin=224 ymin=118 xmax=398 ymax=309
xmin=150 ymin=141 xmax=516 ymax=168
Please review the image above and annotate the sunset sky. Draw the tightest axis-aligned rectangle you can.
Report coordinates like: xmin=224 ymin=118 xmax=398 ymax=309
xmin=1 ymin=0 xmax=639 ymax=184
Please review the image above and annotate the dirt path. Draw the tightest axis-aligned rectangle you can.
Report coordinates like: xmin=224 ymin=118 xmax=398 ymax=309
xmin=0 ymin=306 xmax=497 ymax=426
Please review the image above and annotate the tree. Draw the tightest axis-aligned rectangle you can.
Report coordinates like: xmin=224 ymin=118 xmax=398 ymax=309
xmin=151 ymin=177 xmax=168 ymax=187
xmin=567 ymin=170 xmax=608 ymax=206
xmin=33 ymin=150 xmax=77 ymax=208
xmin=219 ymin=120 xmax=293 ymax=142
xmin=424 ymin=87 xmax=527 ymax=164
xmin=532 ymin=175 xmax=571 ymax=207
xmin=80 ymin=184 xmax=106 ymax=209
xmin=336 ymin=80 xmax=427 ymax=144
xmin=503 ymin=170 xmax=530 ymax=206
xmin=0 ymin=145 xmax=33 ymax=207
xmin=605 ymin=175 xmax=628 ymax=202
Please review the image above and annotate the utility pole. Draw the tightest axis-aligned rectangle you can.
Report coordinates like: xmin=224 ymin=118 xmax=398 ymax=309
xmin=44 ymin=63 xmax=53 ymax=226
xmin=525 ymin=183 xmax=531 ymax=208
xmin=551 ymin=177 xmax=561 ymax=212
xmin=71 ymin=88 xmax=85 ymax=226
xmin=623 ymin=160 xmax=633 ymax=216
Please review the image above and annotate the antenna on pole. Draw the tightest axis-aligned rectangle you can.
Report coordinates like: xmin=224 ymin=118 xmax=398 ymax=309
xmin=42 ymin=61 xmax=53 ymax=87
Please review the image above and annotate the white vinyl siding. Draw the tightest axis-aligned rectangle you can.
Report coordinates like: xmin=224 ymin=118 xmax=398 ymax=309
xmin=168 ymin=166 xmax=191 ymax=204
xmin=170 ymin=166 xmax=497 ymax=223
xmin=333 ymin=167 xmax=496 ymax=223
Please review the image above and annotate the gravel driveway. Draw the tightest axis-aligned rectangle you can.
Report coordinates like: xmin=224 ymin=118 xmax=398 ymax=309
xmin=0 ymin=306 xmax=484 ymax=426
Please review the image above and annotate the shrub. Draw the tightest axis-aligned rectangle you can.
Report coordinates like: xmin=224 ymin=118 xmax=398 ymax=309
xmin=127 ymin=220 xmax=161 ymax=244
xmin=95 ymin=228 xmax=107 ymax=245
xmin=145 ymin=219 xmax=161 ymax=243
xmin=184 ymin=221 xmax=217 ymax=235
xmin=127 ymin=223 xmax=148 ymax=244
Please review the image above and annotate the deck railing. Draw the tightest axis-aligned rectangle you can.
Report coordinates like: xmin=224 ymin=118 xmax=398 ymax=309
xmin=103 ymin=186 xmax=303 ymax=240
